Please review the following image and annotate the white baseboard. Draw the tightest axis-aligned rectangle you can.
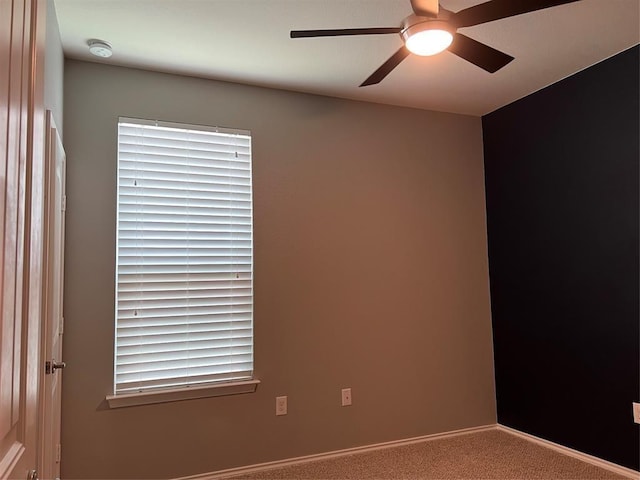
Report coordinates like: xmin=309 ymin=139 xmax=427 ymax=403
xmin=175 ymin=424 xmax=496 ymax=480
xmin=497 ymin=424 xmax=640 ymax=480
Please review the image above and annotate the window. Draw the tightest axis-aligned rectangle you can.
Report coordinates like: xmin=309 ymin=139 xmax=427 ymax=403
xmin=111 ymin=118 xmax=255 ymax=406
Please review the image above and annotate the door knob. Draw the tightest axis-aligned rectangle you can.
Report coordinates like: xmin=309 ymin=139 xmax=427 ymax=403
xmin=45 ymin=360 xmax=66 ymax=374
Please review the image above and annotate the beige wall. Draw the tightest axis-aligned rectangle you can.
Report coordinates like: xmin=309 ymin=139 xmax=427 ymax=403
xmin=62 ymin=59 xmax=496 ymax=479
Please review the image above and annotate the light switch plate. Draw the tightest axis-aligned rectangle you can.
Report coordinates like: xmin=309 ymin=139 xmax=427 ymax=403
xmin=633 ymin=402 xmax=640 ymax=424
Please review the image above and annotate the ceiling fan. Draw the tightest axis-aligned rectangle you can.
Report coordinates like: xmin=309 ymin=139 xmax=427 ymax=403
xmin=290 ymin=0 xmax=581 ymax=86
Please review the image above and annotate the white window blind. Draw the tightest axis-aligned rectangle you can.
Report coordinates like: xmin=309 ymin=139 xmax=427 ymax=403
xmin=115 ymin=118 xmax=253 ymax=395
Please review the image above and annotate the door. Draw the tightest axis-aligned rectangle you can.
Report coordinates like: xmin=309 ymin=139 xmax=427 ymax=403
xmin=39 ymin=111 xmax=66 ymax=480
xmin=0 ymin=0 xmax=47 ymax=478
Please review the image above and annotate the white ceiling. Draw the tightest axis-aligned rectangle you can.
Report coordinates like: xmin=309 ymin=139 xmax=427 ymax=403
xmin=54 ymin=0 xmax=639 ymax=116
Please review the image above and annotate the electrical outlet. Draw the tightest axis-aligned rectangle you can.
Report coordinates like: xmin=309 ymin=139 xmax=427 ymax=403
xmin=633 ymin=402 xmax=640 ymax=424
xmin=276 ymin=396 xmax=287 ymax=416
xmin=341 ymin=388 xmax=352 ymax=406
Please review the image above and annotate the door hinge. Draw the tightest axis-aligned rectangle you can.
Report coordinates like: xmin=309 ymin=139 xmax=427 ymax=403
xmin=56 ymin=443 xmax=61 ymax=463
xmin=59 ymin=316 xmax=64 ymax=335
xmin=62 ymin=195 xmax=66 ymax=212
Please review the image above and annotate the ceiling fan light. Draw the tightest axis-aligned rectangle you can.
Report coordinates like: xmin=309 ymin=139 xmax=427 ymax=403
xmin=402 ymin=20 xmax=453 ymax=56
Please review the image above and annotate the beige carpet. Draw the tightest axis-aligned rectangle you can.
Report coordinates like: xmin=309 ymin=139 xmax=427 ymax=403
xmin=225 ymin=429 xmax=631 ymax=479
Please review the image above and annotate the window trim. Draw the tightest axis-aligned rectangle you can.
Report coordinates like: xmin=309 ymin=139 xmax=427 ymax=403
xmin=106 ymin=379 xmax=260 ymax=409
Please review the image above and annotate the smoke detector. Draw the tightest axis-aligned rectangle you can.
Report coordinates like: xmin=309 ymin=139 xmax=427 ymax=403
xmin=88 ymin=40 xmax=112 ymax=58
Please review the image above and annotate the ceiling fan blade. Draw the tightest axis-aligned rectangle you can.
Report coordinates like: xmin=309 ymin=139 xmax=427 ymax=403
xmin=291 ymin=27 xmax=401 ymax=38
xmin=448 ymin=33 xmax=514 ymax=73
xmin=410 ymin=0 xmax=439 ymax=17
xmin=451 ymin=0 xmax=582 ymax=28
xmin=360 ymin=46 xmax=411 ymax=87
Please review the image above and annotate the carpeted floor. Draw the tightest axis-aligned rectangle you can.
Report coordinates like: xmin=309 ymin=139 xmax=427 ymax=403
xmin=225 ymin=429 xmax=632 ymax=479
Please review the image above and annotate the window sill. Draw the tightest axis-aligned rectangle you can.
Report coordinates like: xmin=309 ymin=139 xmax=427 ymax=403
xmin=105 ymin=379 xmax=260 ymax=409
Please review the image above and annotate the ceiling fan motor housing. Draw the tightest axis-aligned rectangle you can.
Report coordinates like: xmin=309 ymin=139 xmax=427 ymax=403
xmin=401 ymin=16 xmax=455 ymax=39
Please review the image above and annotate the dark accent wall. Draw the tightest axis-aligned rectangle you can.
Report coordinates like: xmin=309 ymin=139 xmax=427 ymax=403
xmin=483 ymin=45 xmax=639 ymax=471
